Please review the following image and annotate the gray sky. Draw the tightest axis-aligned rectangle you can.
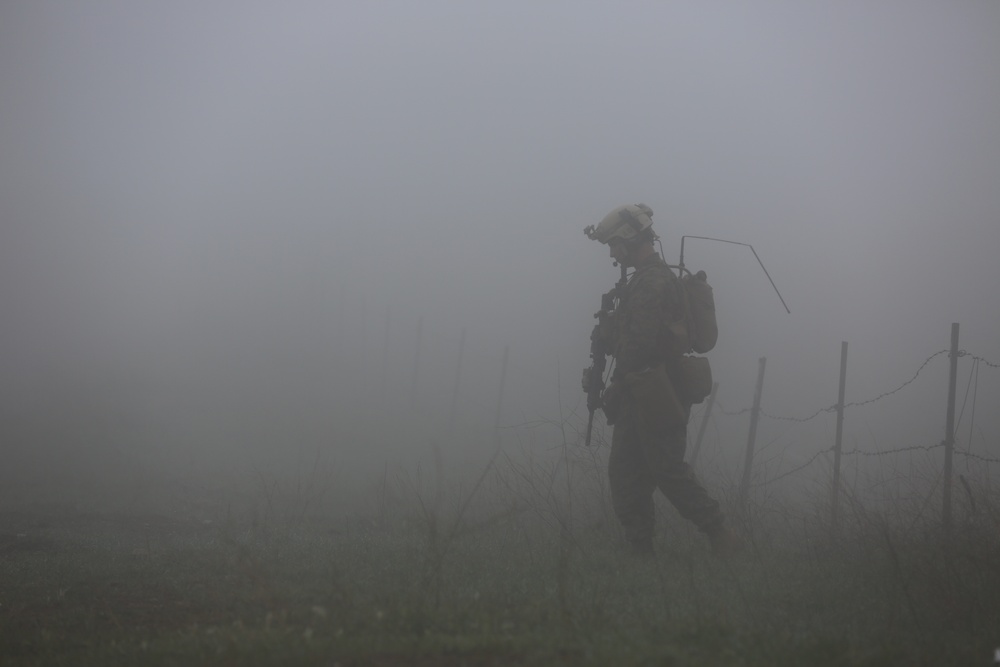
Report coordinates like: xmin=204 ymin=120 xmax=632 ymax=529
xmin=2 ymin=1 xmax=998 ymax=488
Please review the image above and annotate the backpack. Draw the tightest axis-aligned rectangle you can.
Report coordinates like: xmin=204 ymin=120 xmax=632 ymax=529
xmin=668 ymin=268 xmax=717 ymax=404
xmin=680 ymin=269 xmax=718 ymax=354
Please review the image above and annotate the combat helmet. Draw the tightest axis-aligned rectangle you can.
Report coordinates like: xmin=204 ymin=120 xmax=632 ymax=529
xmin=584 ymin=203 xmax=655 ymax=245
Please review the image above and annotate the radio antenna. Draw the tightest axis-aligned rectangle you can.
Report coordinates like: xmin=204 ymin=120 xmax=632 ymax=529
xmin=680 ymin=235 xmax=790 ymax=314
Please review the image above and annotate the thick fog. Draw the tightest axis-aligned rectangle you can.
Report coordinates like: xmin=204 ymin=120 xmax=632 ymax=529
xmin=2 ymin=2 xmax=999 ymax=510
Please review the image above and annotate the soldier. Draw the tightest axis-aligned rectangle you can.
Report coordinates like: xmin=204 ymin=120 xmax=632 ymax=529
xmin=584 ymin=203 xmax=740 ymax=557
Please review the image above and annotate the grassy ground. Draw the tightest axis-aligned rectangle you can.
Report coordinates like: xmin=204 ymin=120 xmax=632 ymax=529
xmin=2 ymin=469 xmax=999 ymax=666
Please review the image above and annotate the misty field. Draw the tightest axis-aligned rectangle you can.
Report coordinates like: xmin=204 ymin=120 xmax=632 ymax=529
xmin=2 ymin=447 xmax=998 ymax=667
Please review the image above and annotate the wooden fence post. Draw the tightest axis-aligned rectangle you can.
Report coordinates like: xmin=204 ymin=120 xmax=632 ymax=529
xmin=831 ymin=341 xmax=848 ymax=537
xmin=739 ymin=357 xmax=767 ymax=505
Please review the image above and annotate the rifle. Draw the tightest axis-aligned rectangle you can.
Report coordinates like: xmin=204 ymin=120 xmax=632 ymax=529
xmin=583 ymin=265 xmax=628 ymax=446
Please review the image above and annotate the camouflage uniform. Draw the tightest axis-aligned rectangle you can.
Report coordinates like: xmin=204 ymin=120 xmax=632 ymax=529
xmin=606 ymin=252 xmax=724 ymax=552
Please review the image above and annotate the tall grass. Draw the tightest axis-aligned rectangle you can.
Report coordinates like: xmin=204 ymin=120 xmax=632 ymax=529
xmin=1 ymin=437 xmax=998 ymax=666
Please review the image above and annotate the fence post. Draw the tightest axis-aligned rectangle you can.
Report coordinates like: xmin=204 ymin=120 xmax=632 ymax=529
xmin=493 ymin=345 xmax=510 ymax=449
xmin=447 ymin=327 xmax=467 ymax=438
xmin=943 ymin=322 xmax=959 ymax=533
xmin=408 ymin=316 xmax=423 ymax=410
xmin=739 ymin=357 xmax=767 ymax=505
xmin=831 ymin=341 xmax=848 ymax=537
xmin=689 ymin=381 xmax=719 ymax=469
xmin=379 ymin=305 xmax=390 ymax=401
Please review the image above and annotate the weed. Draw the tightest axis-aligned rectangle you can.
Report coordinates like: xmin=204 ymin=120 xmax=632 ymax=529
xmin=1 ymin=447 xmax=998 ymax=666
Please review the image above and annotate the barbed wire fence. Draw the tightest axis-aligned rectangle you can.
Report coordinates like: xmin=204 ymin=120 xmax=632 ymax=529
xmin=478 ymin=322 xmax=995 ymax=536
xmin=700 ymin=323 xmax=999 ymax=533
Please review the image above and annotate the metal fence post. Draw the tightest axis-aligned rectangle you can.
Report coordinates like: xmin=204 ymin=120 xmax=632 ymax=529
xmin=943 ymin=322 xmax=959 ymax=533
xmin=447 ymin=327 xmax=467 ymax=439
xmin=832 ymin=341 xmax=848 ymax=537
xmin=493 ymin=345 xmax=510 ymax=449
xmin=739 ymin=357 xmax=767 ymax=505
xmin=689 ymin=381 xmax=719 ymax=469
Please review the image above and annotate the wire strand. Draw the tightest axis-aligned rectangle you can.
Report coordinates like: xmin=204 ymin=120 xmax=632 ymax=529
xmin=719 ymin=349 xmax=948 ymax=422
xmin=961 ymin=352 xmax=1000 ymax=369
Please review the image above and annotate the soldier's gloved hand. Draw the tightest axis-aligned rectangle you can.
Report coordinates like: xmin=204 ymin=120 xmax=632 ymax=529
xmin=581 ymin=368 xmax=591 ymax=393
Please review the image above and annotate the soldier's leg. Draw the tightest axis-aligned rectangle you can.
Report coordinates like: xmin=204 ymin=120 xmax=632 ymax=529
xmin=608 ymin=416 xmax=657 ymax=551
xmin=641 ymin=419 xmax=725 ymax=533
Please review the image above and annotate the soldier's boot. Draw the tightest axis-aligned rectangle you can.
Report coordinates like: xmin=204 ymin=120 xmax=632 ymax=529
xmin=707 ymin=524 xmax=743 ymax=558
